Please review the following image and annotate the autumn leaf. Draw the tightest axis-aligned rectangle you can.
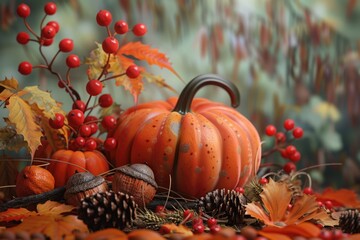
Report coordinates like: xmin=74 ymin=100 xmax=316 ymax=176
xmin=118 ymin=41 xmax=181 ymax=80
xmin=0 ymin=77 xmax=18 ymax=91
xmin=0 ymin=208 xmax=36 ymax=222
xmin=0 ymin=125 xmax=27 ymax=151
xmin=245 ymin=179 xmax=334 ymax=227
xmin=0 ymin=89 xmax=14 ymax=101
xmin=21 ymin=86 xmax=64 ymax=119
xmin=259 ymin=222 xmax=321 ymax=240
xmin=141 ymin=71 xmax=177 ymax=93
xmin=36 ymin=200 xmax=75 ymax=215
xmin=9 ymin=215 xmax=88 ymax=240
xmin=7 ymin=96 xmax=42 ymax=159
xmin=315 ymin=188 xmax=360 ymax=208
xmin=160 ymin=224 xmax=193 ymax=237
xmin=85 ymin=228 xmax=127 ymax=240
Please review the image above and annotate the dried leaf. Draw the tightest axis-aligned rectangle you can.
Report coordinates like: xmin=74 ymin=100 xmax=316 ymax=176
xmin=245 ymin=179 xmax=332 ymax=227
xmin=8 ymin=215 xmax=88 ymax=240
xmin=141 ymin=71 xmax=177 ymax=93
xmin=118 ymin=41 xmax=181 ymax=80
xmin=160 ymin=223 xmax=193 ymax=237
xmin=21 ymin=86 xmax=64 ymax=119
xmin=259 ymin=222 xmax=321 ymax=239
xmin=0 ymin=208 xmax=36 ymax=222
xmin=0 ymin=77 xmax=18 ymax=91
xmin=85 ymin=228 xmax=127 ymax=240
xmin=0 ymin=89 xmax=14 ymax=101
xmin=36 ymin=201 xmax=75 ymax=215
xmin=0 ymin=157 xmax=24 ymax=200
xmin=315 ymin=188 xmax=360 ymax=208
xmin=0 ymin=125 xmax=27 ymax=151
xmin=7 ymin=96 xmax=42 ymax=158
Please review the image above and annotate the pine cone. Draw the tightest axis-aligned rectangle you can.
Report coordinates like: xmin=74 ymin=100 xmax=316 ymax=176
xmin=78 ymin=190 xmax=138 ymax=231
xmin=339 ymin=209 xmax=360 ymax=234
xmin=198 ymin=189 xmax=246 ymax=226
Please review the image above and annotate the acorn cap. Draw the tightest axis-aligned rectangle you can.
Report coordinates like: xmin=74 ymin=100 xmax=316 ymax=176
xmin=116 ymin=164 xmax=158 ymax=188
xmin=65 ymin=172 xmax=106 ymax=195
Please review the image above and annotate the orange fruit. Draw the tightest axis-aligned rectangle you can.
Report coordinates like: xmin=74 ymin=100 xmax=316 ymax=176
xmin=16 ymin=165 xmax=55 ymax=197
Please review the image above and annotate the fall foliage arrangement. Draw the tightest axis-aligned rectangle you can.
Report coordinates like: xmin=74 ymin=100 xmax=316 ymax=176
xmin=1 ymin=2 xmax=360 ymax=240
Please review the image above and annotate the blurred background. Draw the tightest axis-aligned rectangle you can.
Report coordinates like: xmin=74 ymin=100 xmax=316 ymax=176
xmin=0 ymin=0 xmax=359 ymax=193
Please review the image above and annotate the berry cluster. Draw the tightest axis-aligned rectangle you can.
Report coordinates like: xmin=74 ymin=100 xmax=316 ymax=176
xmin=263 ymin=119 xmax=304 ymax=173
xmin=15 ymin=2 xmax=147 ymax=152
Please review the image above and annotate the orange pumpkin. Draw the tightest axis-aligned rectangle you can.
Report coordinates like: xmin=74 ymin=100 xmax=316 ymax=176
xmin=48 ymin=149 xmax=109 ymax=187
xmin=108 ymin=74 xmax=261 ymax=197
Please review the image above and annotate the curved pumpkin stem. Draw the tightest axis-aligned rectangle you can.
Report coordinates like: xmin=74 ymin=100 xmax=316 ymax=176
xmin=173 ymin=74 xmax=240 ymax=114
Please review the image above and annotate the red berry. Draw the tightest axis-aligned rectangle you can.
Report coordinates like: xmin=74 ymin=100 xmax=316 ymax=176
xmin=101 ymin=115 xmax=117 ymax=130
xmin=104 ymin=138 xmax=117 ymax=151
xmin=102 ymin=37 xmax=119 ymax=54
xmin=155 ymin=205 xmax=165 ymax=213
xmin=85 ymin=138 xmax=97 ymax=151
xmin=324 ymin=200 xmax=333 ymax=210
xmin=49 ymin=113 xmax=65 ymax=129
xmin=47 ymin=21 xmax=60 ymax=33
xmin=259 ymin=178 xmax=268 ymax=185
xmin=40 ymin=37 xmax=54 ymax=46
xmin=192 ymin=218 xmax=203 ymax=227
xmin=276 ymin=132 xmax=286 ymax=143
xmin=283 ymin=119 xmax=295 ymax=131
xmin=96 ymin=10 xmax=112 ymax=26
xmin=59 ymin=38 xmax=74 ymax=52
xmin=303 ymin=187 xmax=313 ymax=195
xmin=235 ymin=187 xmax=244 ymax=194
xmin=89 ymin=123 xmax=98 ymax=135
xmin=66 ymin=54 xmax=80 ymax=68
xmin=67 ymin=109 xmax=85 ymax=127
xmin=18 ymin=61 xmax=32 ymax=75
xmin=72 ymin=100 xmax=86 ymax=112
xmin=17 ymin=3 xmax=30 ymax=18
xmin=99 ymin=94 xmax=113 ymax=108
xmin=280 ymin=149 xmax=289 ymax=159
xmin=210 ymin=225 xmax=221 ymax=234
xmin=292 ymin=127 xmax=304 ymax=139
xmin=265 ymin=125 xmax=276 ymax=136
xmin=193 ymin=223 xmax=205 ymax=234
xmin=318 ymin=201 xmax=325 ymax=208
xmin=285 ymin=145 xmax=297 ymax=156
xmin=16 ymin=32 xmax=30 ymax=45
xmin=41 ymin=25 xmax=56 ymax=39
xmin=283 ymin=162 xmax=296 ymax=174
xmin=289 ymin=151 xmax=301 ymax=162
xmin=75 ymin=136 xmax=85 ymax=147
xmin=332 ymin=229 xmax=344 ymax=240
xmin=287 ymin=204 xmax=293 ymax=211
xmin=126 ymin=65 xmax=140 ymax=78
xmin=132 ymin=23 xmax=147 ymax=36
xmin=207 ymin=218 xmax=217 ymax=228
xmin=114 ymin=20 xmax=128 ymax=34
xmin=85 ymin=115 xmax=98 ymax=123
xmin=319 ymin=230 xmax=333 ymax=240
xmin=68 ymin=139 xmax=79 ymax=151
xmin=86 ymin=80 xmax=103 ymax=96
xmin=183 ymin=209 xmax=193 ymax=220
xmin=79 ymin=125 xmax=92 ymax=137
xmin=58 ymin=80 xmax=66 ymax=88
xmin=44 ymin=2 xmax=57 ymax=15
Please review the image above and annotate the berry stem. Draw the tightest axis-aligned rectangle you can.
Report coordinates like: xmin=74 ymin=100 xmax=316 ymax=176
xmin=48 ymin=49 xmax=61 ymax=69
xmin=65 ymin=68 xmax=71 ymax=85
xmin=39 ymin=14 xmax=48 ymax=30
xmin=106 ymin=26 xmax=112 ymax=37
xmin=261 ymin=147 xmax=279 ymax=158
xmin=97 ymin=53 xmax=111 ymax=80
xmin=100 ymin=72 xmax=126 ymax=82
xmin=23 ymin=19 xmax=40 ymax=40
xmin=38 ymin=44 xmax=49 ymax=66
xmin=291 ymin=171 xmax=312 ymax=189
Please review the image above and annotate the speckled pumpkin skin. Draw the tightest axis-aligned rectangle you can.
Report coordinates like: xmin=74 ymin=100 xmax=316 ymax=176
xmin=109 ymin=75 xmax=261 ymax=197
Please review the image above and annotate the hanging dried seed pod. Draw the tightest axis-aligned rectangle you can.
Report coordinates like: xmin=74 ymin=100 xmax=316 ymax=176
xmin=64 ymin=172 xmax=108 ymax=206
xmin=112 ymin=164 xmax=158 ymax=207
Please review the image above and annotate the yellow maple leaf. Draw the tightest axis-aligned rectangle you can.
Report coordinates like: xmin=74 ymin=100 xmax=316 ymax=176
xmin=36 ymin=200 xmax=75 ymax=215
xmin=245 ymin=179 xmax=335 ymax=227
xmin=0 ymin=77 xmax=18 ymax=91
xmin=7 ymin=96 xmax=42 ymax=159
xmin=0 ymin=89 xmax=14 ymax=101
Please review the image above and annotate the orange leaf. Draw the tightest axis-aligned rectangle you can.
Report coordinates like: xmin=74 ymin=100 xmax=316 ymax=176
xmin=118 ymin=42 xmax=182 ymax=80
xmin=0 ymin=89 xmax=13 ymax=101
xmin=36 ymin=200 xmax=75 ymax=215
xmin=0 ymin=208 xmax=36 ymax=222
xmin=160 ymin=223 xmax=193 ymax=237
xmin=8 ymin=215 xmax=88 ymax=240
xmin=315 ymin=188 xmax=360 ymax=208
xmin=0 ymin=77 xmax=18 ymax=91
xmin=257 ymin=232 xmax=291 ymax=240
xmin=259 ymin=222 xmax=321 ymax=238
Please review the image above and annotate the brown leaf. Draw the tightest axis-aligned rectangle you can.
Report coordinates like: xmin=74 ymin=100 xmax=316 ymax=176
xmin=7 ymin=96 xmax=42 ymax=159
xmin=0 ymin=208 xmax=36 ymax=222
xmin=8 ymin=215 xmax=88 ymax=240
xmin=36 ymin=201 xmax=75 ymax=215
xmin=0 ymin=89 xmax=13 ymax=101
xmin=85 ymin=228 xmax=127 ymax=240
xmin=0 ymin=77 xmax=18 ymax=91
xmin=245 ymin=179 xmax=332 ymax=227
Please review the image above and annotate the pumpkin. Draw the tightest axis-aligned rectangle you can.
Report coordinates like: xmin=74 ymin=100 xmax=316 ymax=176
xmin=48 ymin=149 xmax=110 ymax=187
xmin=108 ymin=74 xmax=261 ymax=197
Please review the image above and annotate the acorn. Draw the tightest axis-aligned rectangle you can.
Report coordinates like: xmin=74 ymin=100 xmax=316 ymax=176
xmin=112 ymin=164 xmax=158 ymax=207
xmin=64 ymin=172 xmax=108 ymax=206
